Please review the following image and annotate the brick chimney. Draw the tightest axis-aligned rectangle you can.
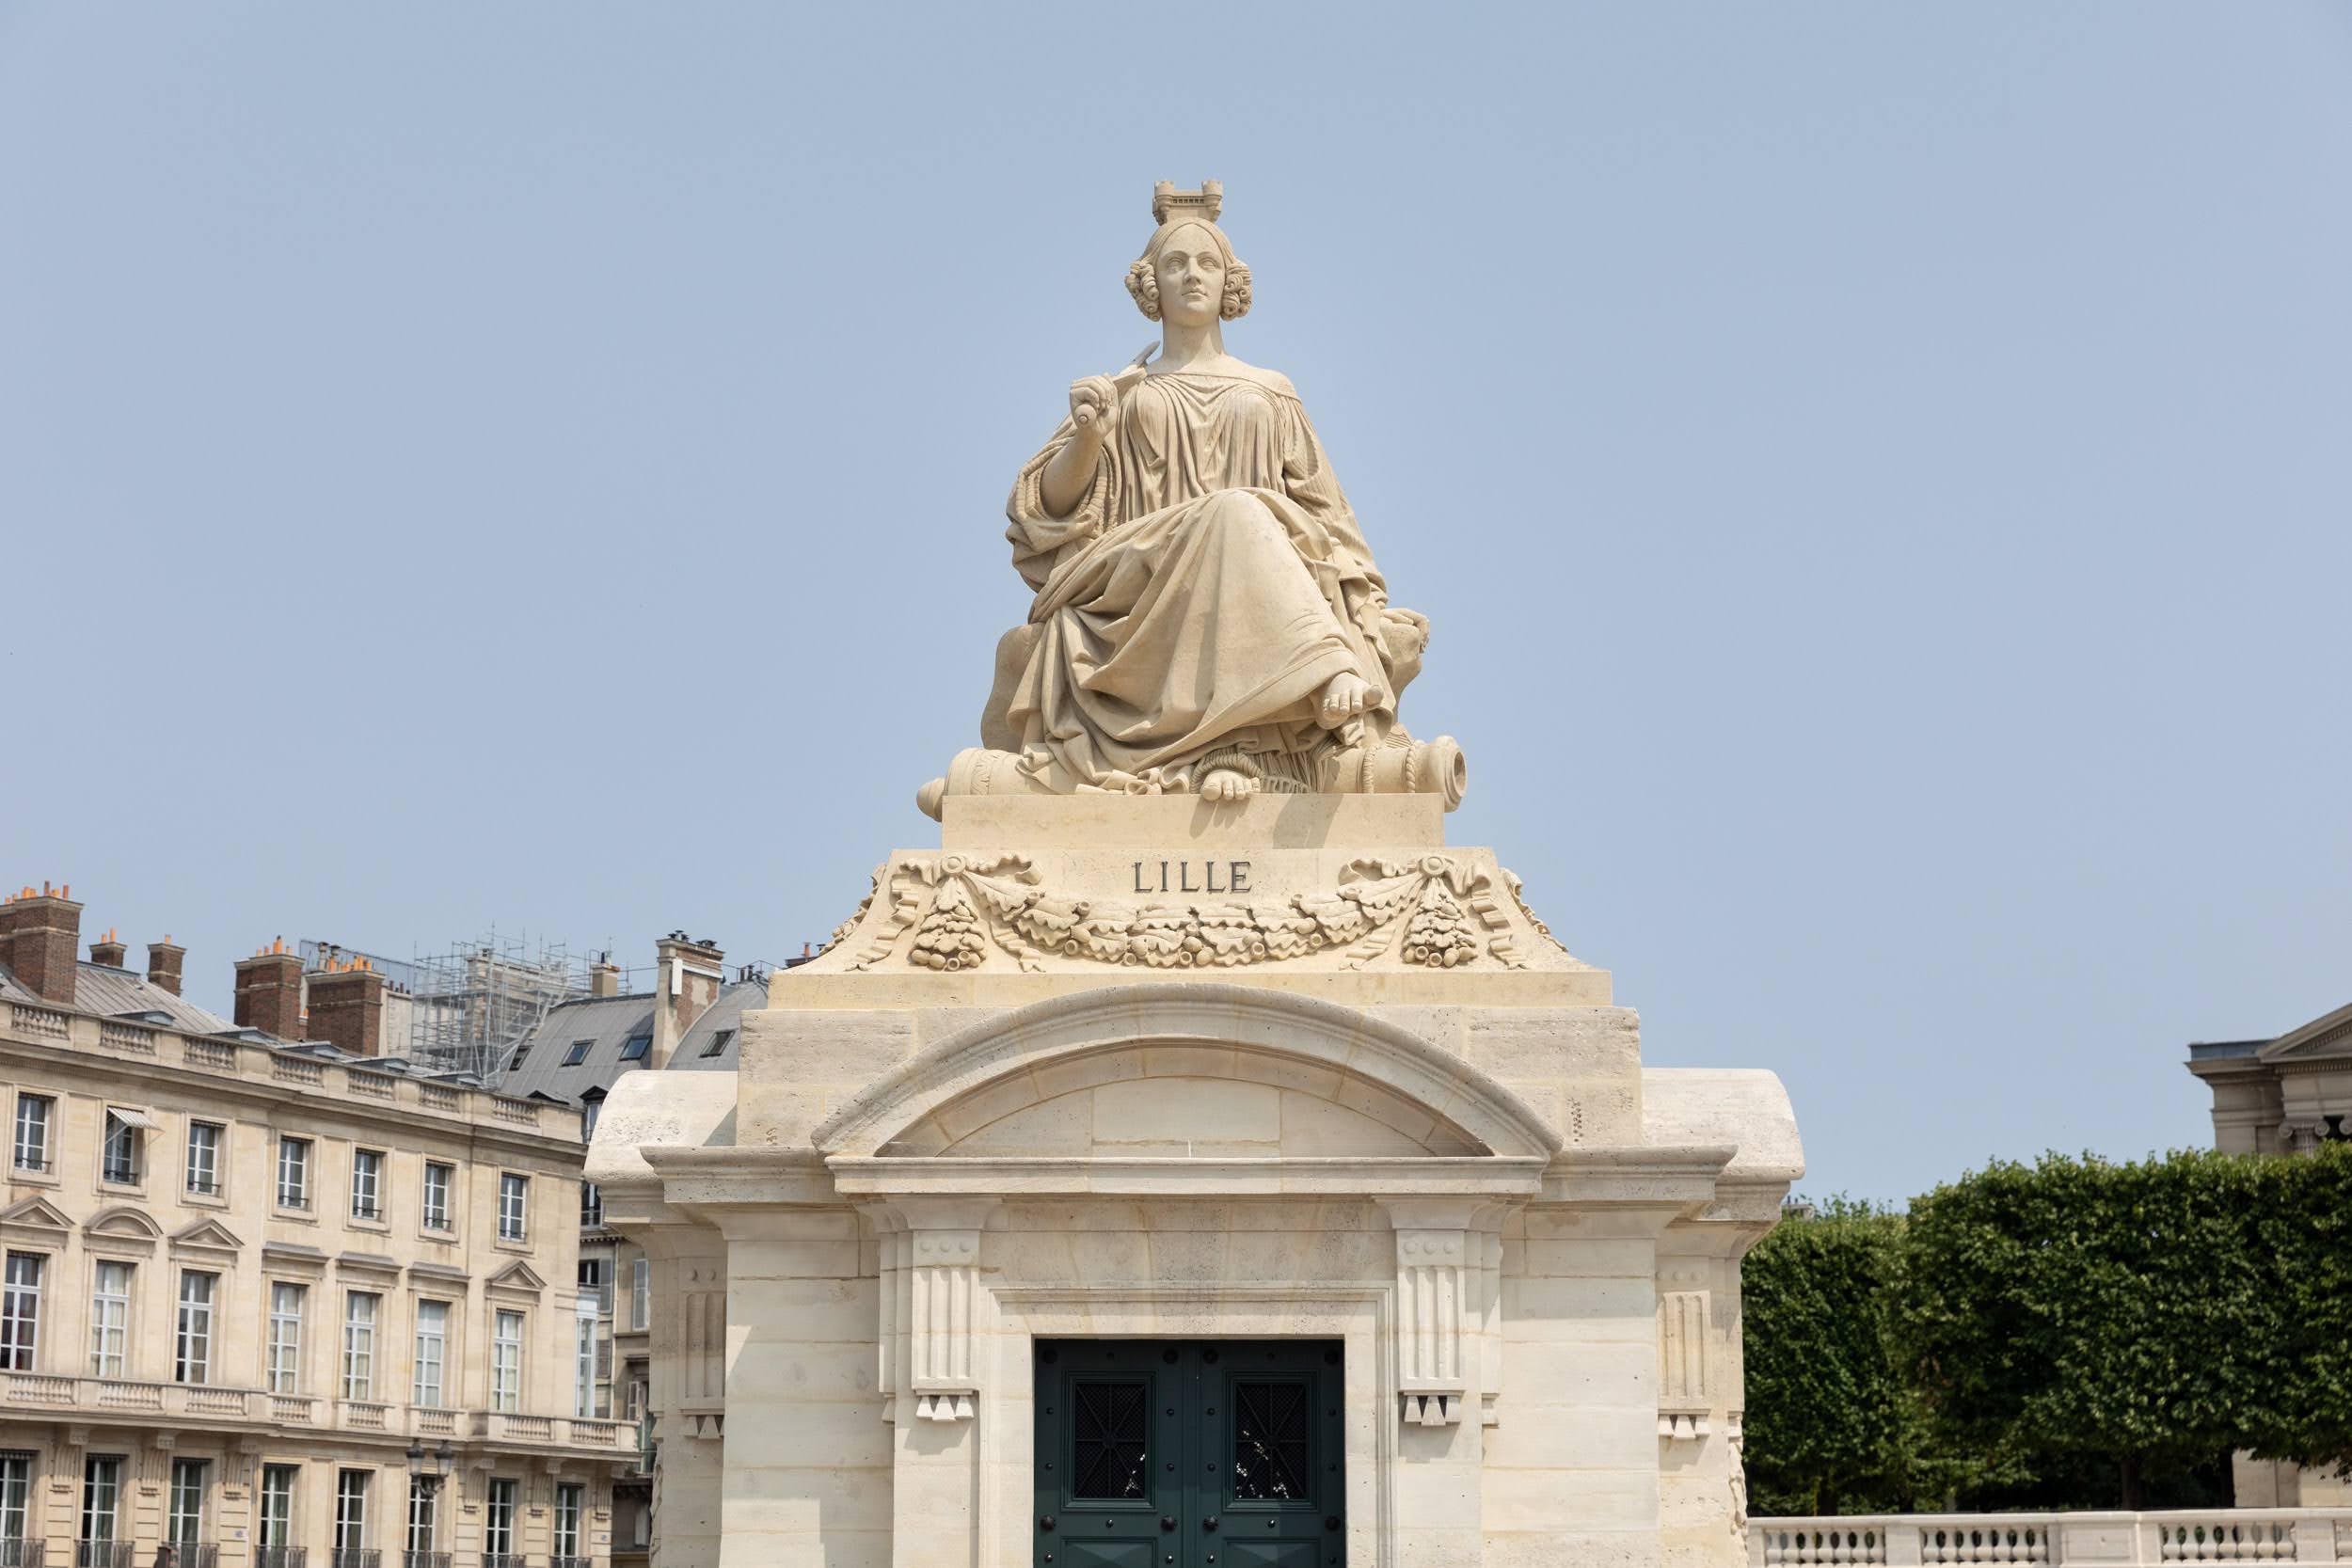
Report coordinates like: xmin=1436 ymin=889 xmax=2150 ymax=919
xmin=1 ymin=884 xmax=82 ymax=1008
xmin=233 ymin=940 xmax=306 ymax=1039
xmin=147 ymin=938 xmax=186 ymax=996
xmin=649 ymin=931 xmax=724 ymax=1069
xmin=88 ymin=927 xmax=127 ymax=968
xmin=308 ymin=956 xmax=388 ymax=1056
xmin=589 ymin=954 xmax=623 ymax=999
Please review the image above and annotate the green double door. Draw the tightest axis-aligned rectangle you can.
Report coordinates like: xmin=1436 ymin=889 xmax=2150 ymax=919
xmin=1033 ymin=1338 xmax=1346 ymax=1568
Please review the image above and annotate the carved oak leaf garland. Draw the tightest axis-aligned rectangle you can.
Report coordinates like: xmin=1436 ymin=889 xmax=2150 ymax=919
xmin=842 ymin=852 xmax=1538 ymax=974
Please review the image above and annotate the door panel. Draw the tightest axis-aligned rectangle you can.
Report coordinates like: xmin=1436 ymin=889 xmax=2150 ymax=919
xmin=1037 ymin=1340 xmax=1343 ymax=1568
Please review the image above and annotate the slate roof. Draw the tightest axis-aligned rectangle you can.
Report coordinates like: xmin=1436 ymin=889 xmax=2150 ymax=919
xmin=492 ymin=978 xmax=764 ymax=1107
xmin=671 ymin=981 xmax=761 ymax=1076
xmin=0 ymin=959 xmax=235 ymax=1036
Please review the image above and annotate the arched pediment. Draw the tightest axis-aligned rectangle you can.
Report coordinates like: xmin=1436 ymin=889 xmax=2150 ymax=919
xmin=85 ymin=1206 xmax=166 ymax=1242
xmin=810 ymin=983 xmax=1563 ymax=1161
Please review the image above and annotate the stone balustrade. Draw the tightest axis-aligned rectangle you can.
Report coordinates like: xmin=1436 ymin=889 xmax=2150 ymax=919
xmin=1754 ymin=1513 xmax=2352 ymax=1567
xmin=3 ymin=1004 xmax=557 ymax=1136
xmin=0 ymin=1370 xmax=622 ymax=1452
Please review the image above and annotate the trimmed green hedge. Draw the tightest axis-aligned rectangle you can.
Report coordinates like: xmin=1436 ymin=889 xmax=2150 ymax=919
xmin=1743 ymin=1148 xmax=2352 ymax=1513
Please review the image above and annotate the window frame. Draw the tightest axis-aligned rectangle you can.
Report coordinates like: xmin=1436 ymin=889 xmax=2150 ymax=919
xmin=617 ymin=1033 xmax=651 ymax=1063
xmin=100 ymin=1111 xmax=143 ymax=1186
xmin=89 ymin=1259 xmax=133 ymax=1378
xmin=485 ymin=1477 xmax=518 ymax=1557
xmin=631 ymin=1255 xmax=651 ymax=1331
xmin=333 ymin=1467 xmax=370 ymax=1551
xmin=421 ymin=1161 xmax=455 ymax=1234
xmin=167 ymin=1456 xmax=207 ymax=1547
xmin=497 ymin=1173 xmax=530 ymax=1243
xmin=276 ymin=1135 xmax=312 ymax=1212
xmin=350 ymin=1147 xmax=385 ymax=1222
xmin=405 ymin=1475 xmax=438 ymax=1555
xmin=698 ymin=1026 xmax=736 ymax=1060
xmin=0 ymin=1449 xmax=34 ymax=1546
xmin=267 ymin=1280 xmax=307 ymax=1394
xmin=0 ymin=1252 xmax=42 ymax=1371
xmin=560 ymin=1037 xmax=594 ymax=1067
xmin=412 ymin=1298 xmax=450 ymax=1409
xmin=174 ymin=1269 xmax=217 ymax=1386
xmin=491 ymin=1308 xmax=525 ymax=1413
xmin=259 ymin=1464 xmax=298 ymax=1549
xmin=555 ymin=1481 xmax=586 ymax=1558
xmin=342 ymin=1291 xmax=380 ymax=1402
xmin=80 ymin=1453 xmax=123 ymax=1547
xmin=10 ymin=1093 xmax=54 ymax=1175
xmin=183 ymin=1119 xmax=224 ymax=1198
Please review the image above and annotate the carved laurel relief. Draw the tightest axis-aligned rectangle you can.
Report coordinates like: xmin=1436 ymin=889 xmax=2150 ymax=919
xmin=830 ymin=852 xmax=1552 ymax=974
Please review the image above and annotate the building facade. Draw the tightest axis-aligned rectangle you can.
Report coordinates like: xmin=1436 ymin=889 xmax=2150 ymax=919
xmin=589 ymin=796 xmax=1804 ymax=1568
xmin=491 ymin=933 xmax=770 ymax=1568
xmin=1 ymin=889 xmax=631 ymax=1567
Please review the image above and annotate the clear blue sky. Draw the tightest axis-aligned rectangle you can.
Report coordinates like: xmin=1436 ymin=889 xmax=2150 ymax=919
xmin=4 ymin=4 xmax=2345 ymax=1203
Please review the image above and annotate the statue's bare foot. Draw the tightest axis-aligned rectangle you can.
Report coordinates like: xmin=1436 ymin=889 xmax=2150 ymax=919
xmin=1199 ymin=767 xmax=1261 ymax=803
xmin=1317 ymin=672 xmax=1374 ymax=729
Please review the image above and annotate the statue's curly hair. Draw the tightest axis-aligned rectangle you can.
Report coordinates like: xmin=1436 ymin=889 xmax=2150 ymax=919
xmin=1126 ymin=222 xmax=1252 ymax=323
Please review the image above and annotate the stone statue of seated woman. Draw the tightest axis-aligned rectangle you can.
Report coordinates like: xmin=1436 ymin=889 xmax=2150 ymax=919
xmin=915 ymin=182 xmax=1465 ymax=820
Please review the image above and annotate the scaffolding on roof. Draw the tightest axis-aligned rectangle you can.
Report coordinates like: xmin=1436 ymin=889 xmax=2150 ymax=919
xmin=305 ymin=928 xmax=608 ymax=1081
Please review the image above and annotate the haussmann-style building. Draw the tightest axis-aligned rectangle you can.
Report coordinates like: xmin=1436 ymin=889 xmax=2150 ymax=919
xmin=1 ymin=884 xmax=633 ymax=1568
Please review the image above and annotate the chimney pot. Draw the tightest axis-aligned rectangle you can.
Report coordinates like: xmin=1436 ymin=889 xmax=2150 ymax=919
xmin=89 ymin=928 xmax=127 ymax=968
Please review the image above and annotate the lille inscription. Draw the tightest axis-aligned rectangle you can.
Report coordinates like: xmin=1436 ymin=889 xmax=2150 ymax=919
xmin=1132 ymin=860 xmax=1252 ymax=895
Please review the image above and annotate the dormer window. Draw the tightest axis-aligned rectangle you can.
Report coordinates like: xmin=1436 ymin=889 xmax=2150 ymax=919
xmin=698 ymin=1028 xmax=736 ymax=1060
xmin=561 ymin=1038 xmax=594 ymax=1067
xmin=618 ymin=1035 xmax=651 ymax=1063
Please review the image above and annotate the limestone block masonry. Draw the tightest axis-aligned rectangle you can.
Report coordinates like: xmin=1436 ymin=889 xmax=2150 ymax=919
xmin=589 ymin=796 xmax=1804 ymax=1568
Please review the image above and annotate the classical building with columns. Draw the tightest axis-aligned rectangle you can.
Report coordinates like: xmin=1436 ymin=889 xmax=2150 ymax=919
xmin=1 ymin=886 xmax=631 ymax=1567
xmin=591 ymin=797 xmax=1804 ymax=1568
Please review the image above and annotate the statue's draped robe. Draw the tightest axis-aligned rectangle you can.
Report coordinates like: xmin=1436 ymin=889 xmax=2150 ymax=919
xmin=1004 ymin=366 xmax=1394 ymax=793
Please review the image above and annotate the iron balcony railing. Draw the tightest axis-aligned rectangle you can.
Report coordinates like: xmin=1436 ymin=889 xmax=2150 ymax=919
xmin=254 ymin=1550 xmax=308 ymax=1568
xmin=553 ymin=1557 xmax=595 ymax=1568
xmin=0 ymin=1538 xmax=45 ymax=1568
xmin=72 ymin=1544 xmax=133 ymax=1568
xmin=326 ymin=1552 xmax=379 ymax=1568
xmin=398 ymin=1554 xmax=450 ymax=1568
xmin=482 ymin=1556 xmax=527 ymax=1568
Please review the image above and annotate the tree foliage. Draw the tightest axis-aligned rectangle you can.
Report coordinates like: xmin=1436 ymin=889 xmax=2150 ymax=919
xmin=1743 ymin=1148 xmax=2352 ymax=1514
xmin=1742 ymin=1197 xmax=1946 ymax=1514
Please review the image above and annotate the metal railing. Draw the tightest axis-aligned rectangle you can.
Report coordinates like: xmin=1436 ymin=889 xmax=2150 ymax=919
xmin=0 ymin=1539 xmax=45 ymax=1568
xmin=1753 ymin=1511 xmax=2352 ymax=1567
xmin=481 ymin=1555 xmax=527 ymax=1568
xmin=552 ymin=1557 xmax=595 ymax=1568
xmin=398 ymin=1554 xmax=450 ymax=1568
xmin=72 ymin=1544 xmax=133 ymax=1568
xmin=326 ymin=1551 xmax=380 ymax=1568
xmin=254 ymin=1549 xmax=308 ymax=1568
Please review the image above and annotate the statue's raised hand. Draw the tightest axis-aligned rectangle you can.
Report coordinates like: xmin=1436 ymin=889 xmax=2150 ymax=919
xmin=1069 ymin=375 xmax=1120 ymax=433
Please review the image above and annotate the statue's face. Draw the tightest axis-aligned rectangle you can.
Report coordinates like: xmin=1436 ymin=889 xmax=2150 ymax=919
xmin=1152 ymin=223 xmax=1226 ymax=327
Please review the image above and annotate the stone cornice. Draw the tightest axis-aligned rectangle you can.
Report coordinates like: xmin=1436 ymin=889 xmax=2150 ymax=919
xmin=829 ymin=1153 xmax=1550 ymax=1199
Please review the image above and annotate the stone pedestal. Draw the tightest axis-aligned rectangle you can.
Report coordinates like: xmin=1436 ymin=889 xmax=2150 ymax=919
xmin=589 ymin=797 xmax=1802 ymax=1568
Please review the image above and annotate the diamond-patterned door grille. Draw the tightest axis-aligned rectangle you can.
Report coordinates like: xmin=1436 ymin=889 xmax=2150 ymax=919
xmin=1231 ymin=1379 xmax=1310 ymax=1500
xmin=1072 ymin=1378 xmax=1150 ymax=1498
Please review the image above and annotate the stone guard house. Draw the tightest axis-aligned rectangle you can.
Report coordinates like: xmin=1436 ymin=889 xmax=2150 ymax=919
xmin=592 ymin=797 xmax=1802 ymax=1567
